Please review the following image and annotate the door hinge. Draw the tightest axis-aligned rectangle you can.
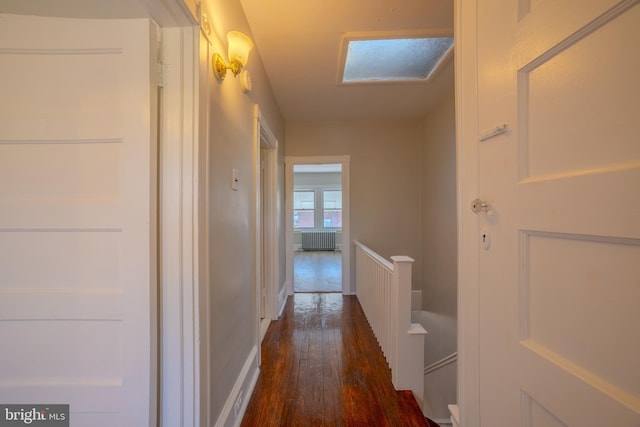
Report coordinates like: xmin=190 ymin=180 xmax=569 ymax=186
xmin=156 ymin=62 xmax=169 ymax=87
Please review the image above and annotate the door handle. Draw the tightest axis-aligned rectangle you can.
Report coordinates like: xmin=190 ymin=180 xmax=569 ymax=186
xmin=471 ymin=199 xmax=492 ymax=214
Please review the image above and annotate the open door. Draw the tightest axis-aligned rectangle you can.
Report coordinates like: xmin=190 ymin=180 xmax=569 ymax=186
xmin=458 ymin=0 xmax=640 ymax=425
xmin=0 ymin=15 xmax=158 ymax=426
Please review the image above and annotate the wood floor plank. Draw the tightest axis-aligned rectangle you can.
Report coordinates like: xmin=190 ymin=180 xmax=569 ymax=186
xmin=241 ymin=293 xmax=428 ymax=427
xmin=322 ymin=328 xmax=342 ymax=426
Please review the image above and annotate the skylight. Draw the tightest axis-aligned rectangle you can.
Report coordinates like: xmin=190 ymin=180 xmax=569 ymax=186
xmin=341 ymin=36 xmax=453 ymax=83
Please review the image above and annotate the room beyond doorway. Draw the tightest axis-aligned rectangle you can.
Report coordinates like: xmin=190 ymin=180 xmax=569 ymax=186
xmin=294 ymin=251 xmax=342 ymax=292
xmin=292 ymin=163 xmax=342 ymax=292
xmin=285 ymin=155 xmax=351 ymax=295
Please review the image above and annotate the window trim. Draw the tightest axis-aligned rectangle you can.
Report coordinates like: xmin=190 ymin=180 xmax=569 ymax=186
xmin=293 ymin=186 xmax=342 ymax=230
xmin=293 ymin=190 xmax=316 ymax=229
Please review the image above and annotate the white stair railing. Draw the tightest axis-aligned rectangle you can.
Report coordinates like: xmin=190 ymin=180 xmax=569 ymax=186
xmin=354 ymin=240 xmax=427 ymax=408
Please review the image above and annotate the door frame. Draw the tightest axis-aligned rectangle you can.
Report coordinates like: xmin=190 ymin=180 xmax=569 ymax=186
xmin=285 ymin=155 xmax=351 ymax=295
xmin=454 ymin=0 xmax=481 ymax=425
xmin=254 ymin=105 xmax=279 ymax=347
xmin=159 ymin=26 xmax=201 ymax=427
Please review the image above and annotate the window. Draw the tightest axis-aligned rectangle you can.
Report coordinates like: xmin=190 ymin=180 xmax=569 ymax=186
xmin=293 ymin=191 xmax=315 ymax=228
xmin=294 ymin=189 xmax=342 ymax=229
xmin=341 ymin=36 xmax=454 ymax=83
xmin=323 ymin=190 xmax=342 ymax=228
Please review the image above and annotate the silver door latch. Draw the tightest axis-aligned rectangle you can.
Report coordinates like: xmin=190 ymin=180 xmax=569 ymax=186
xmin=471 ymin=199 xmax=492 ymax=214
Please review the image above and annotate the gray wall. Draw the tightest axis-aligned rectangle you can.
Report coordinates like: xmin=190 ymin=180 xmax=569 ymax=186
xmin=286 ymin=119 xmax=423 ymax=289
xmin=419 ymin=88 xmax=457 ymax=420
xmin=202 ymin=0 xmax=285 ymax=423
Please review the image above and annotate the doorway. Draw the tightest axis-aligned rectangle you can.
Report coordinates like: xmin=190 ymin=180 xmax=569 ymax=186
xmin=285 ymin=156 xmax=351 ymax=295
xmin=254 ymin=107 xmax=278 ymax=343
xmin=292 ymin=164 xmax=343 ymax=292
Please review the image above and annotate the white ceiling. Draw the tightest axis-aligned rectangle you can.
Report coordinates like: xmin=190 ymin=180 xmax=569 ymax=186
xmin=240 ymin=0 xmax=454 ymax=121
xmin=0 ymin=0 xmax=454 ymax=122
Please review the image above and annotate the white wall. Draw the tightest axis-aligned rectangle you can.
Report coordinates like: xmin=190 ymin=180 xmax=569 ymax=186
xmin=286 ymin=120 xmax=422 ymax=290
xmin=419 ymin=87 xmax=457 ymax=420
xmin=201 ymin=0 xmax=285 ymax=424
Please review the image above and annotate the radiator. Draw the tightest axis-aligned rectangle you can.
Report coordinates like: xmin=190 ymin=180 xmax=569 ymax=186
xmin=301 ymin=231 xmax=336 ymax=250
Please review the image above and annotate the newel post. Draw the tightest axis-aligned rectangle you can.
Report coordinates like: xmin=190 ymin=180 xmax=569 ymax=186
xmin=391 ymin=255 xmax=427 ymax=410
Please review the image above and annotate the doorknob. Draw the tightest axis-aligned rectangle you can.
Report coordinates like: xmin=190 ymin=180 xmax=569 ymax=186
xmin=471 ymin=199 xmax=492 ymax=214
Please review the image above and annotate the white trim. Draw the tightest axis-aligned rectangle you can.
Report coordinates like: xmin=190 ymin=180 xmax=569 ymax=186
xmin=253 ymin=105 xmax=279 ymax=367
xmin=424 ymin=352 xmax=458 ymax=376
xmin=449 ymin=404 xmax=460 ymax=426
xmin=258 ymin=106 xmax=279 ymax=321
xmin=455 ymin=0 xmax=481 ymax=425
xmin=259 ymin=317 xmax=271 ymax=343
xmin=214 ymin=345 xmax=260 ymax=427
xmin=285 ymin=155 xmax=351 ymax=295
xmin=278 ymin=285 xmax=288 ymax=317
xmin=354 ymin=239 xmax=393 ymax=270
xmin=159 ymin=26 xmax=199 ymax=427
xmin=197 ymin=26 xmax=212 ymax=427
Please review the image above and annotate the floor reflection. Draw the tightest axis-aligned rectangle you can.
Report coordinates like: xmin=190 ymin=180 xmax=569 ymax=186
xmin=293 ymin=292 xmax=344 ymax=329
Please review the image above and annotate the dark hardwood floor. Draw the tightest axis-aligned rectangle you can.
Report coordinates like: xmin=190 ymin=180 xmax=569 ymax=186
xmin=241 ymin=293 xmax=429 ymax=427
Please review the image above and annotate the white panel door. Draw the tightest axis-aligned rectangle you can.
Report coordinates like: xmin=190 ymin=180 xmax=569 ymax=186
xmin=0 ymin=15 xmax=158 ymax=427
xmin=476 ymin=0 xmax=640 ymax=425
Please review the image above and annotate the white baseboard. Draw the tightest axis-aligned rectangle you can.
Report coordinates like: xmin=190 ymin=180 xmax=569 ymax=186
xmin=278 ymin=285 xmax=288 ymax=317
xmin=260 ymin=317 xmax=271 ymax=343
xmin=448 ymin=404 xmax=459 ymax=427
xmin=214 ymin=345 xmax=259 ymax=427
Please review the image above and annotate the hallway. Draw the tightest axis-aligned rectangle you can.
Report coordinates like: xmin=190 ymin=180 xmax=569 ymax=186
xmin=241 ymin=293 xmax=430 ymax=426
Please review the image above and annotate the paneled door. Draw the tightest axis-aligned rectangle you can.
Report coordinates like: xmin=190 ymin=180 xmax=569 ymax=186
xmin=475 ymin=0 xmax=640 ymax=425
xmin=0 ymin=15 xmax=158 ymax=426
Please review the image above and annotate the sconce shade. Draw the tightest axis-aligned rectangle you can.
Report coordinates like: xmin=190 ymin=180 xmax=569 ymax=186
xmin=213 ymin=31 xmax=254 ymax=82
xmin=227 ymin=31 xmax=253 ymax=70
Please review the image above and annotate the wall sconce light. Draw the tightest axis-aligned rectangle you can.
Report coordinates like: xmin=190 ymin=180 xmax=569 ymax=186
xmin=213 ymin=31 xmax=254 ymax=82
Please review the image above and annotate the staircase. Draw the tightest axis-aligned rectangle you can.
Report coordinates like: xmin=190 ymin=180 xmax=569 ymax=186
xmin=354 ymin=241 xmax=428 ymax=410
xmin=397 ymin=390 xmax=441 ymax=426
